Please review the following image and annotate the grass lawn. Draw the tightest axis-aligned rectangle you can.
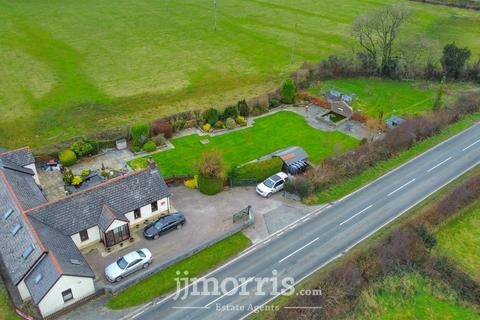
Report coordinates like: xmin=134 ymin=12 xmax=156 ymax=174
xmin=0 ymin=280 xmax=20 ymax=320
xmin=435 ymin=200 xmax=480 ymax=282
xmin=309 ymin=78 xmax=475 ymax=118
xmin=0 ymin=1 xmax=479 ymax=149
xmin=107 ymin=231 xmax=251 ymax=309
xmin=129 ymin=111 xmax=359 ymax=176
xmin=306 ymin=112 xmax=480 ymax=204
xmin=345 ymin=272 xmax=480 ymax=320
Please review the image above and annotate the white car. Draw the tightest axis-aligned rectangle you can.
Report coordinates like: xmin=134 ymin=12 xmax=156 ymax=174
xmin=105 ymin=248 xmax=152 ymax=282
xmin=256 ymin=172 xmax=288 ymax=198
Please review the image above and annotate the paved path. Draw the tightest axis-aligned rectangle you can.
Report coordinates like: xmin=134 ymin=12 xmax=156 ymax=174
xmin=126 ymin=122 xmax=480 ymax=320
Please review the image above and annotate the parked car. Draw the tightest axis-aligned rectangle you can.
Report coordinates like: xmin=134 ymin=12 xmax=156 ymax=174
xmin=143 ymin=212 xmax=186 ymax=240
xmin=105 ymin=248 xmax=152 ymax=282
xmin=256 ymin=172 xmax=288 ymax=198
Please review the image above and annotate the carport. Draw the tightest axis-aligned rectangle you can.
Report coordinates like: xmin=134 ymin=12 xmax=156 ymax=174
xmin=272 ymin=146 xmax=309 ymax=174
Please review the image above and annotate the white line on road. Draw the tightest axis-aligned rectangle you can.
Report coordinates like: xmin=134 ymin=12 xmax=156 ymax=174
xmin=204 ymin=277 xmax=255 ymax=307
xmin=171 ymin=306 xmax=211 ymax=309
xmin=339 ymin=205 xmax=373 ymax=226
xmin=462 ymin=138 xmax=480 ymax=151
xmin=279 ymin=238 xmax=319 ymax=263
xmin=387 ymin=178 xmax=416 ymax=196
xmin=427 ymin=156 xmax=452 ymax=173
xmin=131 ymin=310 xmax=145 ymax=319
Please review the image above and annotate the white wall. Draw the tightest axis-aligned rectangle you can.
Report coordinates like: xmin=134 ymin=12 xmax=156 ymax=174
xmin=106 ymin=219 xmax=128 ymax=232
xmin=24 ymin=163 xmax=40 ymax=185
xmin=17 ymin=280 xmax=31 ymax=301
xmin=37 ymin=276 xmax=94 ymax=317
xmin=125 ymin=197 xmax=169 ymax=224
xmin=71 ymin=226 xmax=101 ymax=249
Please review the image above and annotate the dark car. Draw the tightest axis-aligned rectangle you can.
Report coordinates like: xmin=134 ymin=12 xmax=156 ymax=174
xmin=143 ymin=213 xmax=186 ymax=240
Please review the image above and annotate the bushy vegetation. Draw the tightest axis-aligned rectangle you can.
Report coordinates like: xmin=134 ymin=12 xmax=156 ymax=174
xmin=197 ymin=151 xmax=225 ymax=195
xmin=204 ymin=108 xmax=219 ymax=126
xmin=280 ymin=79 xmax=297 ymax=104
xmin=130 ymin=123 xmax=151 ymax=147
xmin=142 ymin=140 xmax=157 ymax=152
xmin=230 ymin=157 xmax=283 ymax=184
xmin=70 ymin=140 xmax=96 ymax=157
xmin=59 ymin=149 xmax=77 ymax=167
xmin=151 ymin=120 xmax=173 ymax=139
xmin=238 ymin=100 xmax=249 ymax=117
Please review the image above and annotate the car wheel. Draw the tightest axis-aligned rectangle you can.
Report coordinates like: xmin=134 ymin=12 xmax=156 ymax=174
xmin=266 ymin=192 xmax=272 ymax=198
xmin=154 ymin=234 xmax=159 ymax=240
xmin=115 ymin=276 xmax=122 ymax=282
xmin=143 ymin=263 xmax=150 ymax=269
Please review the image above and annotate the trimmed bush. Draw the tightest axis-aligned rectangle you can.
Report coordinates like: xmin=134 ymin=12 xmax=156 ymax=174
xmin=81 ymin=169 xmax=91 ymax=177
xmin=59 ymin=149 xmax=77 ymax=167
xmin=236 ymin=115 xmax=247 ymax=126
xmin=226 ymin=117 xmax=236 ymax=129
xmin=269 ymin=97 xmax=281 ymax=108
xmin=222 ymin=105 xmax=238 ymax=120
xmin=184 ymin=175 xmax=198 ymax=189
xmin=130 ymin=123 xmax=151 ymax=146
xmin=151 ymin=120 xmax=173 ymax=139
xmin=205 ymin=108 xmax=219 ymax=125
xmin=214 ymin=120 xmax=225 ymax=129
xmin=71 ymin=176 xmax=83 ymax=186
xmin=153 ymin=134 xmax=166 ymax=146
xmin=238 ymin=99 xmax=249 ymax=117
xmin=142 ymin=140 xmax=157 ymax=152
xmin=70 ymin=140 xmax=94 ymax=157
xmin=198 ymin=174 xmax=224 ymax=195
xmin=202 ymin=123 xmax=212 ymax=132
xmin=280 ymin=78 xmax=297 ymax=104
xmin=235 ymin=157 xmax=283 ymax=183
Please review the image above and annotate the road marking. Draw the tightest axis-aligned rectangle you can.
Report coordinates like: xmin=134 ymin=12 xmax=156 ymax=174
xmin=387 ymin=178 xmax=416 ymax=196
xmin=279 ymin=238 xmax=319 ymax=263
xmin=264 ymin=238 xmax=272 ymax=244
xmin=289 ymin=225 xmax=297 ymax=230
xmin=427 ymin=156 xmax=452 ymax=173
xmin=131 ymin=310 xmax=145 ymax=319
xmin=171 ymin=306 xmax=210 ymax=309
xmin=204 ymin=277 xmax=255 ymax=307
xmin=277 ymin=231 xmax=284 ymax=237
xmin=339 ymin=205 xmax=373 ymax=226
xmin=462 ymin=138 xmax=480 ymax=151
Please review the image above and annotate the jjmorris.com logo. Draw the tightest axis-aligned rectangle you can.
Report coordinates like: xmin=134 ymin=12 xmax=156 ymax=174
xmin=172 ymin=269 xmax=322 ymax=301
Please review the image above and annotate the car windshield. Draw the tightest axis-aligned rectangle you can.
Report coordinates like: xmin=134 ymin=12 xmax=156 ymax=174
xmin=263 ymin=178 xmax=275 ymax=188
xmin=116 ymin=257 xmax=128 ymax=269
xmin=137 ymin=250 xmax=146 ymax=258
xmin=154 ymin=220 xmax=164 ymax=229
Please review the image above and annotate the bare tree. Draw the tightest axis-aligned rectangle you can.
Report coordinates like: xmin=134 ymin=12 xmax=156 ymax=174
xmin=352 ymin=5 xmax=410 ymax=75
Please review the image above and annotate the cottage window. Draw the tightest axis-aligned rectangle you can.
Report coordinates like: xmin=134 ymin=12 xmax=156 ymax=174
xmin=134 ymin=208 xmax=141 ymax=219
xmin=151 ymin=201 xmax=158 ymax=212
xmin=62 ymin=289 xmax=73 ymax=303
xmin=79 ymin=229 xmax=89 ymax=242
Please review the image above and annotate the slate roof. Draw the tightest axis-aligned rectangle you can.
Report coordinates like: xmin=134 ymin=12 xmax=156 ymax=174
xmin=273 ymin=146 xmax=309 ymax=166
xmin=98 ymin=205 xmax=129 ymax=232
xmin=329 ymin=101 xmax=353 ymax=118
xmin=0 ymin=160 xmax=47 ymax=210
xmin=28 ymin=168 xmax=170 ymax=235
xmin=24 ymin=255 xmax=61 ymax=304
xmin=0 ymin=174 xmax=44 ymax=285
xmin=0 ymin=147 xmax=35 ymax=167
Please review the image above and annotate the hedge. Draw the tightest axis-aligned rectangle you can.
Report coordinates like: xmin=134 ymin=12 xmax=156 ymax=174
xmin=234 ymin=157 xmax=283 ymax=183
xmin=198 ymin=174 xmax=224 ymax=195
xmin=59 ymin=149 xmax=77 ymax=167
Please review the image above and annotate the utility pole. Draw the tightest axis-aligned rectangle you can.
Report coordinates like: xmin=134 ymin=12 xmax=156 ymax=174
xmin=213 ymin=0 xmax=218 ymax=31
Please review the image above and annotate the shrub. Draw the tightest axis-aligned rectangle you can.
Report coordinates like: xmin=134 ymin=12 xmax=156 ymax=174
xmin=284 ymin=176 xmax=312 ymax=199
xmin=63 ymin=169 xmax=74 ymax=185
xmin=184 ymin=175 xmax=198 ymax=189
xmin=170 ymin=117 xmax=185 ymax=132
xmin=222 ymin=105 xmax=238 ymax=120
xmin=236 ymin=115 xmax=247 ymax=126
xmin=131 ymin=145 xmax=142 ymax=153
xmin=214 ymin=120 xmax=225 ymax=129
xmin=151 ymin=120 xmax=173 ymax=139
xmin=70 ymin=140 xmax=94 ymax=157
xmin=234 ymin=157 xmax=283 ymax=183
xmin=142 ymin=140 xmax=157 ymax=152
xmin=184 ymin=119 xmax=197 ymax=128
xmin=250 ymin=104 xmax=267 ymax=116
xmin=130 ymin=123 xmax=151 ymax=147
xmin=226 ymin=117 xmax=236 ymax=129
xmin=71 ymin=176 xmax=83 ymax=186
xmin=81 ymin=169 xmax=90 ymax=177
xmin=202 ymin=123 xmax=212 ymax=132
xmin=153 ymin=134 xmax=166 ymax=146
xmin=198 ymin=174 xmax=224 ymax=195
xmin=238 ymin=99 xmax=249 ymax=117
xmin=198 ymin=151 xmax=225 ymax=179
xmin=205 ymin=108 xmax=219 ymax=125
xmin=59 ymin=149 xmax=77 ymax=167
xmin=280 ymin=78 xmax=297 ymax=104
xmin=269 ymin=97 xmax=280 ymax=108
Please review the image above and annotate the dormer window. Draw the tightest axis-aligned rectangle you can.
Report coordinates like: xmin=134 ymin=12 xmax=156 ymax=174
xmin=34 ymin=273 xmax=43 ymax=284
xmin=11 ymin=224 xmax=22 ymax=236
xmin=22 ymin=245 xmax=34 ymax=259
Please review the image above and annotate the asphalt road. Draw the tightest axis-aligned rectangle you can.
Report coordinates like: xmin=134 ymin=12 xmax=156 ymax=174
xmin=129 ymin=123 xmax=480 ymax=320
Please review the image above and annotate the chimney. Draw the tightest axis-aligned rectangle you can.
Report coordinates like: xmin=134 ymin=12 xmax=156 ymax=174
xmin=147 ymin=157 xmax=157 ymax=171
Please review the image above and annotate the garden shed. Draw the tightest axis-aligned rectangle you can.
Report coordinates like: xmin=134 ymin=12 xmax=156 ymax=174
xmin=386 ymin=115 xmax=406 ymax=129
xmin=272 ymin=146 xmax=309 ymax=174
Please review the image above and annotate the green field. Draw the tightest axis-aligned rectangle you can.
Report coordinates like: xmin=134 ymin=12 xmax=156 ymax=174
xmin=128 ymin=111 xmax=359 ymax=176
xmin=107 ymin=231 xmax=251 ymax=309
xmin=1 ymin=0 xmax=480 ymax=149
xmin=310 ymin=78 xmax=475 ymax=118
xmin=435 ymin=200 xmax=480 ymax=282
xmin=345 ymin=272 xmax=480 ymax=320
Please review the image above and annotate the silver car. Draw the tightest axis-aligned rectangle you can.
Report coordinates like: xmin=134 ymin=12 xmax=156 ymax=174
xmin=105 ymin=248 xmax=152 ymax=282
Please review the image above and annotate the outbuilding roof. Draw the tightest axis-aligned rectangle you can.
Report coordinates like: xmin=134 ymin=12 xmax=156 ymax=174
xmin=272 ymin=146 xmax=308 ymax=166
xmin=329 ymin=101 xmax=353 ymax=118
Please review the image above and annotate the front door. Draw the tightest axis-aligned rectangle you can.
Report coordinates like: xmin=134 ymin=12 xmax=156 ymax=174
xmin=104 ymin=224 xmax=130 ymax=247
